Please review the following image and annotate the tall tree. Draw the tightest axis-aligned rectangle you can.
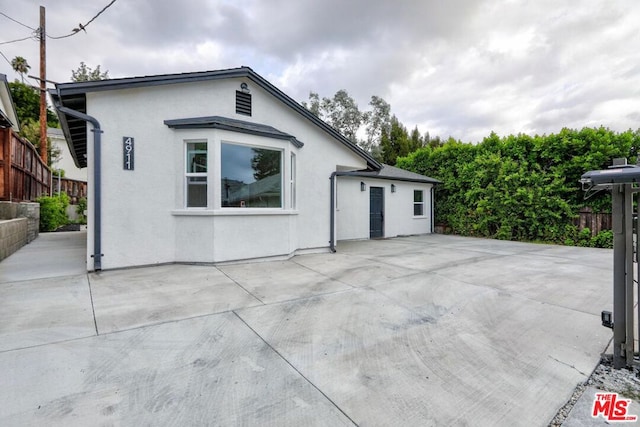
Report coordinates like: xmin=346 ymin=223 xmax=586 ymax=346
xmin=364 ymin=96 xmax=391 ymax=152
xmin=10 ymin=56 xmax=30 ymax=83
xmin=71 ymin=62 xmax=109 ymax=82
xmin=380 ymin=116 xmax=411 ymax=165
xmin=301 ymin=92 xmax=320 ymax=117
xmin=320 ymin=89 xmax=364 ymax=145
xmin=8 ymin=81 xmax=59 ymax=127
xmin=409 ymin=126 xmax=423 ymax=152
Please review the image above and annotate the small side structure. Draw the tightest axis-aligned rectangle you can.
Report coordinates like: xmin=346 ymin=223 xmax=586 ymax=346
xmin=0 ymin=73 xmax=45 ymax=260
xmin=52 ymin=66 xmax=439 ymax=271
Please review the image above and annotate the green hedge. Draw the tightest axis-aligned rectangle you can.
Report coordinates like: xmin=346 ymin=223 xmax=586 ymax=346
xmin=76 ymin=197 xmax=87 ymax=224
xmin=37 ymin=192 xmax=69 ymax=232
xmin=396 ymin=127 xmax=639 ymax=246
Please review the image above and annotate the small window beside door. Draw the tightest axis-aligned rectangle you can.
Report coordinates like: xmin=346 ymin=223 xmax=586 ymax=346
xmin=413 ymin=190 xmax=424 ymax=216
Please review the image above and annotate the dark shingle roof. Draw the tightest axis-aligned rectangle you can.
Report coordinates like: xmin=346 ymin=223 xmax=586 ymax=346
xmin=164 ymin=116 xmax=304 ymax=148
xmin=348 ymin=164 xmax=440 ymax=184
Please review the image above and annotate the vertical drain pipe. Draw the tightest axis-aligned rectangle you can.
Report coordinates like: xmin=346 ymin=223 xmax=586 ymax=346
xmin=329 ymin=172 xmax=337 ymax=252
xmin=56 ymin=106 xmax=103 ymax=271
xmin=430 ymin=186 xmax=434 ymax=233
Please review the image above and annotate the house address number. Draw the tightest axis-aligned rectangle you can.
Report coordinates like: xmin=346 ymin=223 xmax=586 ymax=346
xmin=123 ymin=137 xmax=134 ymax=170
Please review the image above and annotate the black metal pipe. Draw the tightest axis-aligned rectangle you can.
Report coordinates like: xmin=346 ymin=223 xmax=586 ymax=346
xmin=56 ymin=106 xmax=103 ymax=271
xmin=430 ymin=186 xmax=434 ymax=233
xmin=612 ymin=184 xmax=626 ymax=368
xmin=329 ymin=172 xmax=337 ymax=252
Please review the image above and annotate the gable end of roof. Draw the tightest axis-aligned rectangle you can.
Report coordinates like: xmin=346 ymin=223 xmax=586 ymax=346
xmin=52 ymin=66 xmax=381 ymax=170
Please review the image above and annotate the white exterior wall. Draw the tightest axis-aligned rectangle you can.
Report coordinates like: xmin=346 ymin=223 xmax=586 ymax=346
xmin=48 ymin=128 xmax=87 ymax=181
xmin=0 ymin=83 xmax=19 ymax=132
xmin=336 ymin=177 xmax=433 ymax=241
xmin=84 ymin=78 xmax=367 ymax=269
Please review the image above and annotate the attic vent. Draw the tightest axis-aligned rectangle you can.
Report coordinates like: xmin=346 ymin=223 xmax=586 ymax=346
xmin=236 ymin=91 xmax=252 ymax=116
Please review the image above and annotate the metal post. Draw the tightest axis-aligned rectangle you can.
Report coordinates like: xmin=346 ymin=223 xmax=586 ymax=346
xmin=92 ymin=127 xmax=102 ymax=270
xmin=612 ymin=183 xmax=627 ymax=369
xmin=637 ymin=191 xmax=640 ymax=361
xmin=38 ymin=6 xmax=48 ymax=164
xmin=624 ymin=184 xmax=634 ymax=367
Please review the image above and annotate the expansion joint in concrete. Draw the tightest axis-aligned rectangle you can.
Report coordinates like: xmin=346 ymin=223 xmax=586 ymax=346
xmin=86 ymin=274 xmax=99 ymax=336
xmin=232 ymin=311 xmax=359 ymax=427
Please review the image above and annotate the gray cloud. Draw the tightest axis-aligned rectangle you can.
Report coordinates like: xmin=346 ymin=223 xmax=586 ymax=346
xmin=1 ymin=0 xmax=639 ymax=143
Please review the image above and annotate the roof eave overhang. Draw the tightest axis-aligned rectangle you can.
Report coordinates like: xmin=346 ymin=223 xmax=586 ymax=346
xmin=50 ymin=90 xmax=87 ymax=168
xmin=164 ymin=116 xmax=304 ymax=148
xmin=54 ymin=66 xmax=381 ymax=170
xmin=339 ymin=171 xmax=440 ymax=185
xmin=0 ymin=109 xmax=13 ymax=128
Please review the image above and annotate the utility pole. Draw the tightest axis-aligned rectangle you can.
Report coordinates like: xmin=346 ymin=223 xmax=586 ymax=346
xmin=39 ymin=6 xmax=47 ymax=165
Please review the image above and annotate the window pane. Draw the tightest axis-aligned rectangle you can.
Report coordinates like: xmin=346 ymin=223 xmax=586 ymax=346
xmin=414 ymin=190 xmax=423 ymax=203
xmin=187 ymin=143 xmax=207 ymax=173
xmin=187 ymin=176 xmax=207 ymax=207
xmin=414 ymin=203 xmax=424 ymax=216
xmin=221 ymin=143 xmax=282 ymax=208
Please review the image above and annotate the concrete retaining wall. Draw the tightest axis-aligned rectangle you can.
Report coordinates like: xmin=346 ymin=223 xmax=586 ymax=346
xmin=16 ymin=202 xmax=39 ymax=243
xmin=0 ymin=201 xmax=40 ymax=261
xmin=0 ymin=218 xmax=28 ymax=261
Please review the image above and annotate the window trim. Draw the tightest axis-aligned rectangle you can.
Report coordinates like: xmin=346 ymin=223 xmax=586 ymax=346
xmin=290 ymin=152 xmax=296 ymax=209
xmin=413 ymin=189 xmax=425 ymax=217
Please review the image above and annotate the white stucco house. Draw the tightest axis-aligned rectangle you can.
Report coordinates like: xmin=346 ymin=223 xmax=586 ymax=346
xmin=0 ymin=74 xmax=19 ymax=132
xmin=48 ymin=127 xmax=87 ymax=182
xmin=51 ymin=67 xmax=438 ymax=271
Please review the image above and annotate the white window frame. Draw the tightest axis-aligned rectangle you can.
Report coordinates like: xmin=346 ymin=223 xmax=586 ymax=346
xmin=290 ymin=152 xmax=296 ymax=209
xmin=185 ymin=140 xmax=208 ymax=208
xmin=413 ymin=189 xmax=425 ymax=217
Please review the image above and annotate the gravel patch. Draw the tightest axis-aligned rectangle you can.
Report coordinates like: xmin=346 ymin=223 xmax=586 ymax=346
xmin=549 ymin=353 xmax=640 ymax=426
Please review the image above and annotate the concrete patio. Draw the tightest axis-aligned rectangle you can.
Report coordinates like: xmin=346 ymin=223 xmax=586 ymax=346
xmin=0 ymin=232 xmax=614 ymax=425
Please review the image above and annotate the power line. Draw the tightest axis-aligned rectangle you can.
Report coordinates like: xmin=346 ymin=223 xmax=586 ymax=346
xmin=0 ymin=34 xmax=37 ymax=46
xmin=0 ymin=11 xmax=36 ymax=31
xmin=0 ymin=50 xmax=12 ymax=67
xmin=47 ymin=0 xmax=117 ymax=40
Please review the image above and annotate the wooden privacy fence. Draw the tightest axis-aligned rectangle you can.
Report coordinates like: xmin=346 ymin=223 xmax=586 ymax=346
xmin=0 ymin=128 xmax=51 ymax=202
xmin=575 ymin=207 xmax=612 ymax=235
xmin=52 ymin=176 xmax=87 ymax=204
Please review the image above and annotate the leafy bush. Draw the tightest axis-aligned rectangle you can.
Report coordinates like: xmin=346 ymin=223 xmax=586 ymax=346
xmin=37 ymin=192 xmax=69 ymax=231
xmin=396 ymin=126 xmax=639 ymax=247
xmin=76 ymin=197 xmax=87 ymax=224
xmin=576 ymin=227 xmax=592 ymax=247
xmin=591 ymin=230 xmax=614 ymax=249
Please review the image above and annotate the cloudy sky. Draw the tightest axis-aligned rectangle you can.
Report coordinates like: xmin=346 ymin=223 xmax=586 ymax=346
xmin=1 ymin=0 xmax=639 ymax=143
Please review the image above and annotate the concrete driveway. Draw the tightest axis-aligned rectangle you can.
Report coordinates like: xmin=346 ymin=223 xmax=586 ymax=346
xmin=0 ymin=233 xmax=613 ymax=426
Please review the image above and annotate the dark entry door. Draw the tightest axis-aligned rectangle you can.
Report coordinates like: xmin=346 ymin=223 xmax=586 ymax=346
xmin=370 ymin=187 xmax=384 ymax=238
